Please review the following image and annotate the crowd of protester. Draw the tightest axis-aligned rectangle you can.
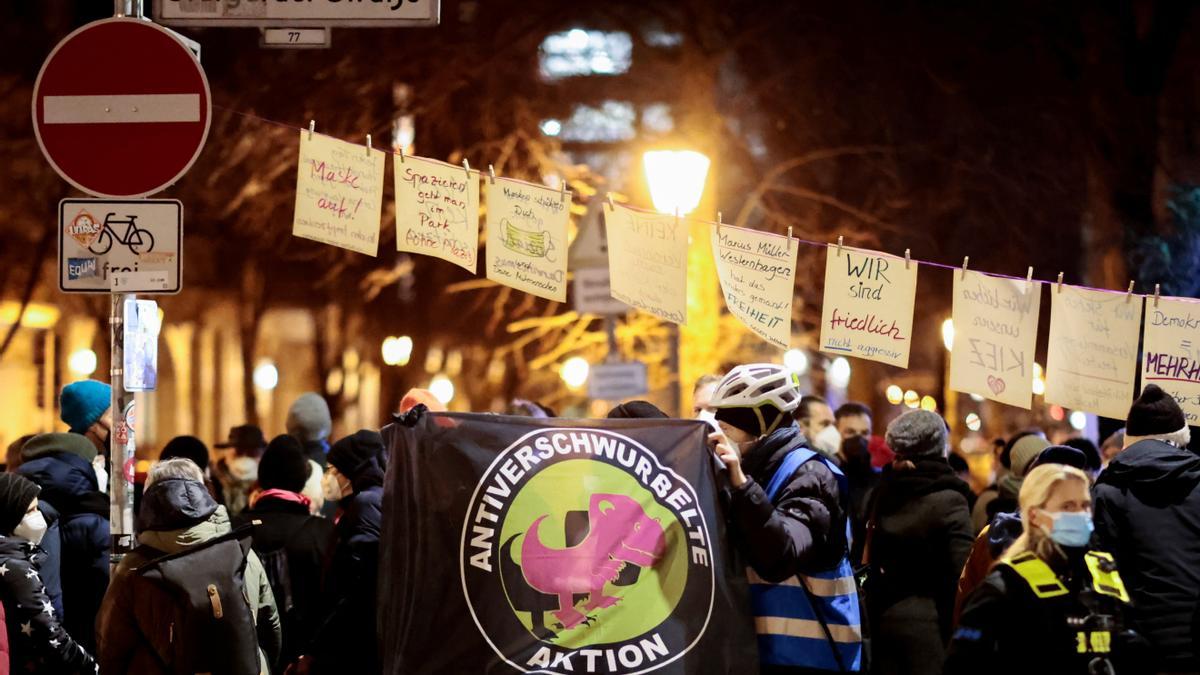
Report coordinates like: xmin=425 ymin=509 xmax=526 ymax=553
xmin=0 ymin=368 xmax=1196 ymax=674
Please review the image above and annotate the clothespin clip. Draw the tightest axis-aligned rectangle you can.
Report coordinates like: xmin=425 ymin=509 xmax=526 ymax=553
xmin=1056 ymin=272 xmax=1064 ymax=293
xmin=462 ymin=158 xmax=471 ymax=176
xmin=1154 ymin=284 xmax=1161 ymax=307
xmin=837 ymin=236 xmax=844 ymax=256
xmin=365 ymin=134 xmax=372 ymax=156
xmin=398 ymin=145 xmax=405 ymax=163
xmin=962 ymin=256 xmax=970 ymax=280
xmin=607 ymin=193 xmax=615 ymax=209
xmin=308 ymin=120 xmax=315 ymax=141
xmin=560 ymin=177 xmax=568 ymax=203
xmin=488 ymin=164 xmax=496 ymax=185
xmin=1126 ymin=280 xmax=1135 ymax=303
xmin=1026 ymin=266 xmax=1034 ymax=291
xmin=787 ymin=225 xmax=794 ymax=243
xmin=716 ymin=211 xmax=723 ymax=236
xmin=904 ymin=248 xmax=911 ymax=270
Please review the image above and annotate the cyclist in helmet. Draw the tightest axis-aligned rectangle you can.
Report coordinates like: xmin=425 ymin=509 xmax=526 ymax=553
xmin=709 ymin=364 xmax=863 ymax=673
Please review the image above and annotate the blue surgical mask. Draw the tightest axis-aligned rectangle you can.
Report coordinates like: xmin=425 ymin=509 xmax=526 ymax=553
xmin=1046 ymin=511 xmax=1093 ymax=548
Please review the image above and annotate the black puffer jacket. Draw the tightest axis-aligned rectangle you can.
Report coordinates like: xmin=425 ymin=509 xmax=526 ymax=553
xmin=726 ymin=424 xmax=848 ymax=580
xmin=0 ymin=535 xmax=93 ymax=674
xmin=865 ymin=459 xmax=974 ymax=675
xmin=1094 ymin=439 xmax=1200 ymax=672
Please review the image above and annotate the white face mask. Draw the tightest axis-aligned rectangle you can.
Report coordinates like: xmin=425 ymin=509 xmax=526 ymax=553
xmin=14 ymin=510 xmax=47 ymax=546
xmin=93 ymin=456 xmax=109 ymax=495
xmin=812 ymin=425 xmax=843 ymax=459
xmin=321 ymin=471 xmax=345 ymax=502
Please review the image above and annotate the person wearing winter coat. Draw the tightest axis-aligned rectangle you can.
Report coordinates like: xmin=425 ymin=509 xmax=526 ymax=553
xmin=0 ymin=473 xmax=94 ymax=674
xmin=305 ymin=429 xmax=386 ymax=673
xmin=946 ymin=464 xmax=1148 ymax=675
xmin=234 ymin=435 xmax=334 ymax=671
xmin=97 ymin=458 xmax=281 ymax=674
xmin=1093 ymin=384 xmax=1200 ymax=673
xmin=16 ymin=433 xmax=107 ymax=652
xmin=861 ymin=410 xmax=973 ymax=675
xmin=212 ymin=425 xmax=266 ymax=518
xmin=58 ymin=380 xmax=112 ymax=459
xmin=970 ymin=432 xmax=1048 ymax=533
xmin=709 ymin=364 xmax=861 ymax=674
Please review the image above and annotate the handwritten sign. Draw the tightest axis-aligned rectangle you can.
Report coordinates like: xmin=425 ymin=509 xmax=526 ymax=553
xmin=819 ymin=245 xmax=917 ymax=367
xmin=292 ymin=131 xmax=384 ymax=256
xmin=950 ymin=271 xmax=1041 ymax=409
xmin=1142 ymin=296 xmax=1200 ymax=425
xmin=603 ymin=203 xmax=687 ymax=325
xmin=394 ymin=154 xmax=480 ymax=272
xmin=710 ymin=224 xmax=795 ymax=349
xmin=1045 ymin=287 xmax=1141 ymax=420
xmin=485 ymin=178 xmax=570 ymax=302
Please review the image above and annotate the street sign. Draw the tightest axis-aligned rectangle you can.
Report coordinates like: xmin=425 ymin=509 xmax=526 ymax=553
xmin=155 ymin=0 xmax=440 ymax=27
xmin=261 ymin=27 xmax=331 ymax=49
xmin=588 ymin=361 xmax=649 ymax=400
xmin=32 ymin=18 xmax=212 ymax=198
xmin=59 ymin=199 xmax=182 ymax=294
xmin=573 ymin=267 xmax=628 ymax=315
xmin=124 ymin=299 xmax=161 ymax=392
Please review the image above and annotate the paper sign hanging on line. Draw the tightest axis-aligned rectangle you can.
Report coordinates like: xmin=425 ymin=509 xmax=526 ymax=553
xmin=394 ymin=154 xmax=480 ymax=272
xmin=292 ymin=131 xmax=385 ymax=256
xmin=710 ymin=223 xmax=796 ymax=349
xmin=604 ymin=203 xmax=688 ymax=325
xmin=950 ymin=271 xmax=1041 ymax=409
xmin=819 ymin=245 xmax=918 ymax=367
xmin=1141 ymin=296 xmax=1200 ymax=426
xmin=1045 ymin=286 xmax=1141 ymax=420
xmin=485 ymin=178 xmax=570 ymax=302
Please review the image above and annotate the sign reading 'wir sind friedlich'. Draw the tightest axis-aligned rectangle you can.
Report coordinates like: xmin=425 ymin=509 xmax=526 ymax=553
xmin=819 ymin=245 xmax=917 ymax=368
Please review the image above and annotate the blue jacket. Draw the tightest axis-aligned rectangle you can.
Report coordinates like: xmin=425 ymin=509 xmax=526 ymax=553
xmin=16 ymin=451 xmax=109 ymax=651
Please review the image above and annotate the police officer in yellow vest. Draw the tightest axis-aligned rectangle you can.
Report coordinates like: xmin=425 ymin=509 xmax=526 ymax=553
xmin=945 ymin=464 xmax=1149 ymax=675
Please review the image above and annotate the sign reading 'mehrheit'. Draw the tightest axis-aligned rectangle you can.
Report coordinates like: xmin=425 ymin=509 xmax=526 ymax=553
xmin=154 ymin=0 xmax=441 ymax=27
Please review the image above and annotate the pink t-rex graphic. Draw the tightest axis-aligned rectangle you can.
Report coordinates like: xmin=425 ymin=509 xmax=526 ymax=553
xmin=520 ymin=493 xmax=667 ymax=630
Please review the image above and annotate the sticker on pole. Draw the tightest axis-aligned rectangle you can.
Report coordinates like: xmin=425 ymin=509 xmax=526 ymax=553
xmin=32 ymin=17 xmax=211 ymax=198
xmin=124 ymin=299 xmax=161 ymax=393
xmin=59 ymin=199 xmax=182 ymax=294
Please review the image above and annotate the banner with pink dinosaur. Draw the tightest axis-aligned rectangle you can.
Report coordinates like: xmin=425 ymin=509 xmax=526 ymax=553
xmin=377 ymin=412 xmax=757 ymax=674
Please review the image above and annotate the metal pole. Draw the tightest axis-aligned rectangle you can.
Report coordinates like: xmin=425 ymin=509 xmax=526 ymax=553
xmin=114 ymin=0 xmax=143 ymax=18
xmin=110 ymin=294 xmax=136 ymax=567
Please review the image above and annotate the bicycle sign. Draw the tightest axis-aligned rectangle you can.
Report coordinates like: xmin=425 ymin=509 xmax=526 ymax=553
xmin=58 ymin=199 xmax=182 ymax=294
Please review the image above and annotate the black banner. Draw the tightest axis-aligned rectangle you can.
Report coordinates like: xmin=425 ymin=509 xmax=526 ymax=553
xmin=378 ymin=412 xmax=757 ymax=674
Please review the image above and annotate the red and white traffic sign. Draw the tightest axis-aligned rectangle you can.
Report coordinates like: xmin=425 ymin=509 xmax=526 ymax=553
xmin=33 ymin=18 xmax=211 ymax=199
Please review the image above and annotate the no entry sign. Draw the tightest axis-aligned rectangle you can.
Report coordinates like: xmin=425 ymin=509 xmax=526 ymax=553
xmin=33 ymin=18 xmax=211 ymax=198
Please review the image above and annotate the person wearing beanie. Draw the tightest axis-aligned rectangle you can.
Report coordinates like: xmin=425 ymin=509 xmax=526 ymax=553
xmin=234 ymin=436 xmax=333 ymax=671
xmin=707 ymin=364 xmax=864 ymax=673
xmin=160 ymin=435 xmax=225 ymax=505
xmin=286 ymin=393 xmax=333 ymax=468
xmin=862 ymin=410 xmax=973 ymax=674
xmin=98 ymin=458 xmax=281 ymax=674
xmin=0 ymin=474 xmax=95 ymax=674
xmin=972 ymin=432 xmax=1049 ymax=533
xmin=606 ymin=400 xmax=669 ymax=419
xmin=15 ymin=433 xmax=108 ymax=651
xmin=59 ymin=380 xmax=112 ymax=457
xmin=1093 ymin=385 xmax=1200 ymax=671
xmin=304 ymin=430 xmax=386 ymax=674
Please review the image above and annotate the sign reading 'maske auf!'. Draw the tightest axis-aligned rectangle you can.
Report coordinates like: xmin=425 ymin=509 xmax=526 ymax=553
xmin=155 ymin=0 xmax=440 ymax=26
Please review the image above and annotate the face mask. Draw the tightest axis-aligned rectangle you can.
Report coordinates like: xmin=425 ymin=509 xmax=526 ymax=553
xmin=1045 ymin=511 xmax=1094 ymax=548
xmin=93 ymin=456 xmax=109 ymax=495
xmin=14 ymin=510 xmax=47 ymax=546
xmin=812 ymin=425 xmax=842 ymax=459
xmin=321 ymin=472 xmax=345 ymax=502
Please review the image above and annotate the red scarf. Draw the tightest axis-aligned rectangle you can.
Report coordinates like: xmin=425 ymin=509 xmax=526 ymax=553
xmin=251 ymin=488 xmax=312 ymax=510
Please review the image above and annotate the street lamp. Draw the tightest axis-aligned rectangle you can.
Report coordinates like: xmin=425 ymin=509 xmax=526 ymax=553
xmin=560 ymin=357 xmax=590 ymax=390
xmin=68 ymin=348 xmax=98 ymax=377
xmin=430 ymin=374 xmax=455 ymax=405
xmin=941 ymin=319 xmax=955 ymax=352
xmin=643 ymin=150 xmax=711 ymax=217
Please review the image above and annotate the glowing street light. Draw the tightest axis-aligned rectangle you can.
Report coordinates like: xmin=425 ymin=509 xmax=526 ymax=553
xmin=941 ymin=319 xmax=955 ymax=352
xmin=430 ymin=374 xmax=455 ymax=405
xmin=68 ymin=348 xmax=98 ymax=376
xmin=783 ymin=349 xmax=809 ymax=375
xmin=1069 ymin=410 xmax=1088 ymax=431
xmin=920 ymin=395 xmax=938 ymax=412
xmin=560 ymin=356 xmax=590 ymax=390
xmin=253 ymin=359 xmax=279 ymax=391
xmin=965 ymin=412 xmax=982 ymax=432
xmin=903 ymin=389 xmax=920 ymax=408
xmin=381 ymin=336 xmax=414 ymax=367
xmin=643 ymin=150 xmax=711 ymax=216
xmin=1033 ymin=362 xmax=1046 ymax=396
xmin=828 ymin=357 xmax=852 ymax=390
xmin=886 ymin=385 xmax=904 ymax=405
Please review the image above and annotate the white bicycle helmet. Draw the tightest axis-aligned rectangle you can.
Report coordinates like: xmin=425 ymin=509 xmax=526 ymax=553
xmin=711 ymin=364 xmax=802 ymax=413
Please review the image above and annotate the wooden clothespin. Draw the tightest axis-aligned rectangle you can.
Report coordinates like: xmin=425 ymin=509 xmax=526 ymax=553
xmin=1026 ymin=266 xmax=1034 ymax=291
xmin=787 ymin=225 xmax=794 ymax=243
xmin=1126 ymin=280 xmax=1135 ymax=303
xmin=607 ymin=193 xmax=615 ymax=209
xmin=716 ymin=211 xmax=723 ymax=236
xmin=904 ymin=248 xmax=911 ymax=270
xmin=1155 ymin=284 xmax=1161 ymax=307
xmin=560 ymin=177 xmax=568 ymax=202
xmin=462 ymin=158 xmax=471 ymax=176
xmin=488 ymin=164 xmax=496 ymax=185
xmin=837 ymin=236 xmax=844 ymax=256
xmin=962 ymin=256 xmax=970 ymax=280
xmin=398 ymin=145 xmax=405 ymax=163
xmin=365 ymin=134 xmax=372 ymax=156
xmin=1056 ymin=272 xmax=1064 ymax=293
xmin=308 ymin=120 xmax=315 ymax=140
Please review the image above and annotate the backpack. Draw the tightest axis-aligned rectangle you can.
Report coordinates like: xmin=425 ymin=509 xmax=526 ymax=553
xmin=133 ymin=523 xmax=261 ymax=675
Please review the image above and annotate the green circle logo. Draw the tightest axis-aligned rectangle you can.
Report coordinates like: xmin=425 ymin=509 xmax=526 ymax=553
xmin=461 ymin=428 xmax=714 ymax=674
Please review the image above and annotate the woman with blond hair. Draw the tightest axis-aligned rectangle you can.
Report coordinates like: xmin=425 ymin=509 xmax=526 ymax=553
xmin=945 ymin=464 xmax=1148 ymax=674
